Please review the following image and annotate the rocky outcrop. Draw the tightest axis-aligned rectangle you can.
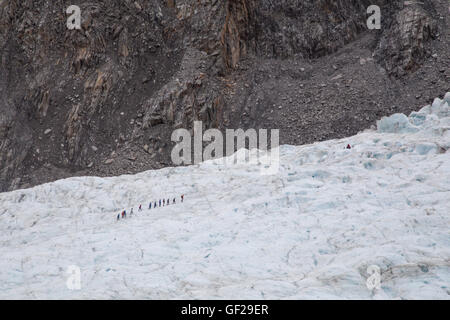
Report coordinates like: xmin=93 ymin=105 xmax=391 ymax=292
xmin=0 ymin=102 xmax=32 ymax=190
xmin=374 ymin=2 xmax=438 ymax=76
xmin=141 ymin=48 xmax=223 ymax=132
xmin=174 ymin=0 xmax=388 ymax=70
xmin=247 ymin=0 xmax=379 ymax=58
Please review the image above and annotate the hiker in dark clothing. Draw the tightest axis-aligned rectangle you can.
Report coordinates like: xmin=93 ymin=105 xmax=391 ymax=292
xmin=173 ymin=198 xmax=176 ymax=204
xmin=139 ymin=204 xmax=142 ymax=211
xmin=149 ymin=202 xmax=152 ymax=209
xmin=117 ymin=214 xmax=120 ymax=221
xmin=346 ymin=144 xmax=351 ymax=149
xmin=181 ymin=194 xmax=184 ymax=202
xmin=159 ymin=199 xmax=161 ymax=207
xmin=163 ymin=199 xmax=165 ymax=206
xmin=167 ymin=198 xmax=170 ymax=205
xmin=154 ymin=201 xmax=157 ymax=208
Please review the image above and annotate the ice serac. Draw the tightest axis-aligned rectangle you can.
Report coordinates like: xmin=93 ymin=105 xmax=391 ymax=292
xmin=377 ymin=113 xmax=419 ymax=133
xmin=0 ymin=93 xmax=449 ymax=299
xmin=377 ymin=95 xmax=450 ymax=151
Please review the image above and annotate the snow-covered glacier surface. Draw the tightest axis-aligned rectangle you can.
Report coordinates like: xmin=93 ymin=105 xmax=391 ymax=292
xmin=1 ymin=94 xmax=449 ymax=300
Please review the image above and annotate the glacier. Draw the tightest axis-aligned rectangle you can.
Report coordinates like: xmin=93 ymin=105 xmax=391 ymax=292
xmin=0 ymin=93 xmax=449 ymax=299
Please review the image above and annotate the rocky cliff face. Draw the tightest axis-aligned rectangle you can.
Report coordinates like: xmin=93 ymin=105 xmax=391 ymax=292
xmin=0 ymin=0 xmax=449 ymax=192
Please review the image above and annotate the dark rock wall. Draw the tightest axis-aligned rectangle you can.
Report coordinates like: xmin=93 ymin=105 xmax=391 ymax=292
xmin=0 ymin=0 xmax=448 ymax=191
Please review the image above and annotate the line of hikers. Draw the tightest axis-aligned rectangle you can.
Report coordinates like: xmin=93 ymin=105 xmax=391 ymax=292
xmin=117 ymin=194 xmax=184 ymax=220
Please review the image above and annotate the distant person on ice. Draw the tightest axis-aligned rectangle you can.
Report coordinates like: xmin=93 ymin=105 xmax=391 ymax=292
xmin=173 ymin=198 xmax=176 ymax=204
xmin=149 ymin=202 xmax=152 ymax=209
xmin=181 ymin=194 xmax=184 ymax=202
xmin=163 ymin=199 xmax=165 ymax=206
xmin=167 ymin=198 xmax=170 ymax=205
xmin=117 ymin=213 xmax=120 ymax=221
xmin=159 ymin=199 xmax=161 ymax=207
xmin=139 ymin=204 xmax=142 ymax=211
xmin=154 ymin=201 xmax=157 ymax=208
xmin=130 ymin=208 xmax=134 ymax=216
